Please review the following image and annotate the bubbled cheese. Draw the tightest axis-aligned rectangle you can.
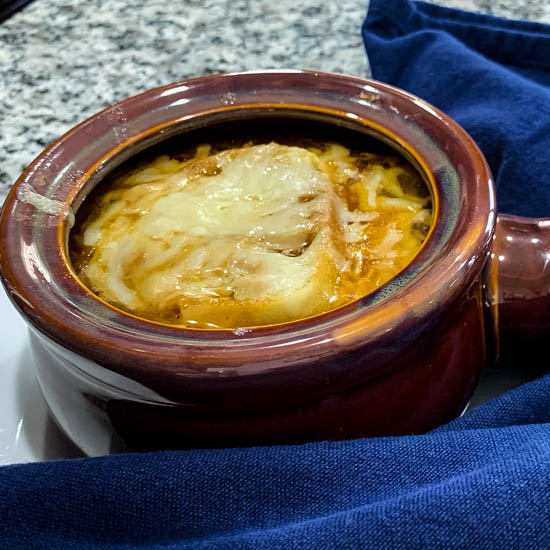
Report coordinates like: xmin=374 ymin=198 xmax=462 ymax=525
xmin=72 ymin=142 xmax=431 ymax=328
xmin=78 ymin=144 xmax=351 ymax=326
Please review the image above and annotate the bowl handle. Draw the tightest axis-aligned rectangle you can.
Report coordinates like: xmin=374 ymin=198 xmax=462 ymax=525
xmin=486 ymin=214 xmax=550 ymax=365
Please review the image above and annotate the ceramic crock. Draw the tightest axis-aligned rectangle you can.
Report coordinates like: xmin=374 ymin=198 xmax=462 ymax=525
xmin=1 ymin=71 xmax=548 ymax=456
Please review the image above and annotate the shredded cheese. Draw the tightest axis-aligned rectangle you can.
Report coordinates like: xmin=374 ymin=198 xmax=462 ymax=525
xmin=70 ymin=142 xmax=432 ymax=328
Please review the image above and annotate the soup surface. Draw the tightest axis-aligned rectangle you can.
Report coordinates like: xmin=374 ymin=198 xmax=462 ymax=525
xmin=70 ymin=138 xmax=432 ymax=328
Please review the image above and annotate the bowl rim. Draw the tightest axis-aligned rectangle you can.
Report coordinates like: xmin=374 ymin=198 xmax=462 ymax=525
xmin=0 ymin=70 xmax=495 ymax=382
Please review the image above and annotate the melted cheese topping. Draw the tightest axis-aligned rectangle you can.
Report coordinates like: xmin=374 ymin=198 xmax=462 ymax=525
xmin=70 ymin=142 xmax=432 ymax=328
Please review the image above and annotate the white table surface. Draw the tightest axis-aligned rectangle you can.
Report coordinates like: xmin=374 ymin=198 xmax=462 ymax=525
xmin=0 ymin=284 xmax=83 ymax=465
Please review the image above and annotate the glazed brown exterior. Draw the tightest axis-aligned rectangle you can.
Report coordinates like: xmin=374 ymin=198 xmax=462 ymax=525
xmin=29 ymin=282 xmax=486 ymax=452
xmin=489 ymin=214 xmax=550 ymax=368
xmin=0 ymin=71 xmax=497 ymax=454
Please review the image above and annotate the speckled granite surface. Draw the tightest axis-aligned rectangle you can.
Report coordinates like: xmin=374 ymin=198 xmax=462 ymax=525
xmin=1 ymin=0 xmax=549 ymax=203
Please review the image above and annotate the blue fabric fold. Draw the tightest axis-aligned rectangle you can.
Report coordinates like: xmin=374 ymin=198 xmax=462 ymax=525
xmin=363 ymin=0 xmax=550 ymax=217
xmin=2 ymin=1 xmax=550 ymax=548
xmin=2 ymin=377 xmax=550 ymax=549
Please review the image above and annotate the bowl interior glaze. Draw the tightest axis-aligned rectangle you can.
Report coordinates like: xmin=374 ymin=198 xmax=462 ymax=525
xmin=67 ymin=113 xmax=438 ymax=328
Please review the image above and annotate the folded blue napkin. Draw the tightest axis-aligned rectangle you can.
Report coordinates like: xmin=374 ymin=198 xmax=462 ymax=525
xmin=2 ymin=1 xmax=550 ymax=548
xmin=365 ymin=0 xmax=550 ymax=217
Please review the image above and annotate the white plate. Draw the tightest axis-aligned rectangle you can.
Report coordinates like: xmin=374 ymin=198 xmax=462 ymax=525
xmin=0 ymin=284 xmax=83 ymax=465
xmin=0 ymin=282 xmax=531 ymax=465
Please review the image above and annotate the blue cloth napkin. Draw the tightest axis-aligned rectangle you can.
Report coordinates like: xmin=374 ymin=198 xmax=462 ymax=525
xmin=364 ymin=0 xmax=550 ymax=217
xmin=2 ymin=1 xmax=550 ymax=548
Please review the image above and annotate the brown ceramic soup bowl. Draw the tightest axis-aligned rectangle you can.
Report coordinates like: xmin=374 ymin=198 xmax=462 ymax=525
xmin=1 ymin=71 xmax=549 ymax=456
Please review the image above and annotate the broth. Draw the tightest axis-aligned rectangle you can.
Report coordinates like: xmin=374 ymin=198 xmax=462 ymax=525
xmin=70 ymin=121 xmax=432 ymax=329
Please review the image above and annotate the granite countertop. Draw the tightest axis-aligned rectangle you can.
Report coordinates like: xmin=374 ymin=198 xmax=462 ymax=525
xmin=1 ymin=0 xmax=549 ymax=203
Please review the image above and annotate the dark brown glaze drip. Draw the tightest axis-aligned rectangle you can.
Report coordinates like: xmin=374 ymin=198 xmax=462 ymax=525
xmin=491 ymin=214 xmax=550 ymax=369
